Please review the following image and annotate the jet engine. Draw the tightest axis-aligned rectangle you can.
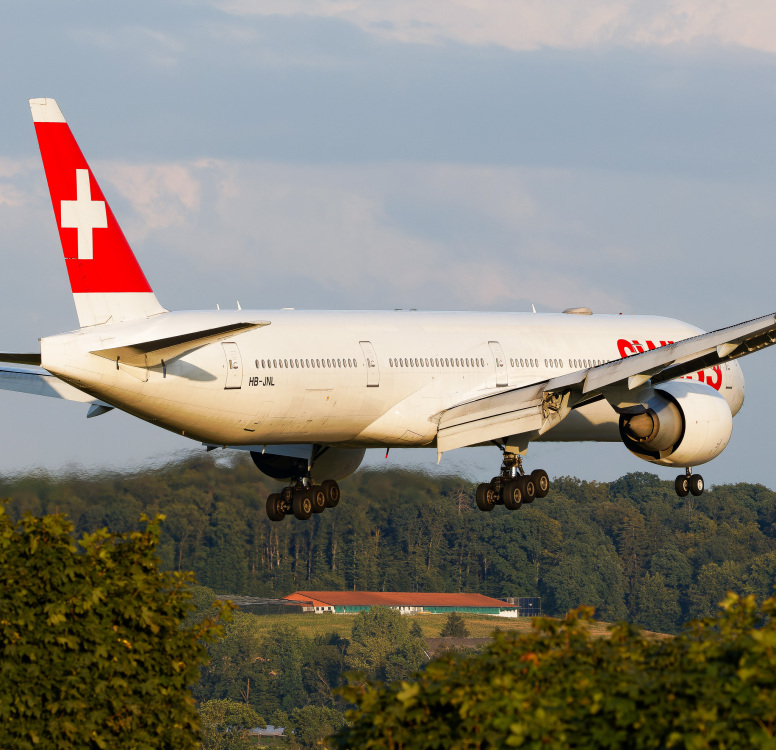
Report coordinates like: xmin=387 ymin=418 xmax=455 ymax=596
xmin=619 ymin=381 xmax=733 ymax=468
xmin=251 ymin=446 xmax=366 ymax=482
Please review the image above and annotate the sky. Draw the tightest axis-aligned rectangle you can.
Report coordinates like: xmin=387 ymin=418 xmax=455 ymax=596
xmin=0 ymin=0 xmax=775 ymax=486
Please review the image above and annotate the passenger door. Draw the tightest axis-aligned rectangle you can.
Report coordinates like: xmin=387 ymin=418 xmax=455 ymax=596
xmin=488 ymin=340 xmax=508 ymax=387
xmin=359 ymin=341 xmax=380 ymax=387
xmin=222 ymin=342 xmax=243 ymax=389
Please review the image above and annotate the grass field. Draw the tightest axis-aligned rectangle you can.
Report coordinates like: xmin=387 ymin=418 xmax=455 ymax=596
xmin=236 ymin=609 xmax=667 ymax=640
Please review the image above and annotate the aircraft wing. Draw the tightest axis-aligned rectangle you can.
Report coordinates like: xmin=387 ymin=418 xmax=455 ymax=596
xmin=436 ymin=311 xmax=776 ymax=454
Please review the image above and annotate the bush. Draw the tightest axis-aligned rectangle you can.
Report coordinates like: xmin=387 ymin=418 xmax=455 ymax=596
xmin=335 ymin=594 xmax=776 ymax=748
xmin=0 ymin=507 xmax=228 ymax=750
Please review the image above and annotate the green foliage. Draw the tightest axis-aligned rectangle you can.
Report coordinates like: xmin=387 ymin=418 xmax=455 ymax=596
xmin=6 ymin=457 xmax=776 ymax=634
xmin=0 ymin=505 xmax=229 ymax=750
xmin=199 ymin=699 xmax=264 ymax=750
xmin=195 ymin=614 xmax=348 ymax=720
xmin=345 ymin=607 xmax=426 ymax=682
xmin=287 ymin=705 xmax=347 ymax=749
xmin=335 ymin=594 xmax=776 ymax=749
xmin=439 ymin=611 xmax=470 ymax=638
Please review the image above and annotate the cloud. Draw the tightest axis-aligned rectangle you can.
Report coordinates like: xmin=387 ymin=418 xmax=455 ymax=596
xmin=216 ymin=0 xmax=776 ymax=54
xmin=95 ymin=158 xmax=635 ymax=313
xmin=101 ymin=162 xmax=202 ymax=233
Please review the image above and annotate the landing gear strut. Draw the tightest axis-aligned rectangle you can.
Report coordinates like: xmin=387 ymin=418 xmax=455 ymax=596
xmin=675 ymin=468 xmax=704 ymax=498
xmin=475 ymin=452 xmax=551 ymax=512
xmin=266 ymin=478 xmax=341 ymax=522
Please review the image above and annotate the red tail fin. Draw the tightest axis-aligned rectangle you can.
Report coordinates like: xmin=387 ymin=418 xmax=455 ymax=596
xmin=30 ymin=98 xmax=166 ymax=327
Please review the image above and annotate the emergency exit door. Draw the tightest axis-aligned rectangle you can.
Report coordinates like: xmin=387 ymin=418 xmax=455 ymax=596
xmin=488 ymin=341 xmax=508 ymax=387
xmin=222 ymin=342 xmax=243 ymax=389
xmin=359 ymin=341 xmax=380 ymax=387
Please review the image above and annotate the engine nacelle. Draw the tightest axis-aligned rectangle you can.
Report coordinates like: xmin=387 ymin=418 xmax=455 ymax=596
xmin=619 ymin=381 xmax=733 ymax=468
xmin=251 ymin=446 xmax=366 ymax=482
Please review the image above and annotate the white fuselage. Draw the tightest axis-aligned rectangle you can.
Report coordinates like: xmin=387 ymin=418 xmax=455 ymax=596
xmin=39 ymin=309 xmax=746 ymax=449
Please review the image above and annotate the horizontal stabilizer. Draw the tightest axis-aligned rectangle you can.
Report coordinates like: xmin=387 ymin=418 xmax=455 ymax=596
xmin=0 ymin=352 xmax=41 ymax=366
xmin=90 ymin=321 xmax=270 ymax=367
xmin=0 ymin=365 xmax=95 ymax=403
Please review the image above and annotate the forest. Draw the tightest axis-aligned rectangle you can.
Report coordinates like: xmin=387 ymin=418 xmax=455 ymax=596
xmin=3 ymin=452 xmax=776 ymax=636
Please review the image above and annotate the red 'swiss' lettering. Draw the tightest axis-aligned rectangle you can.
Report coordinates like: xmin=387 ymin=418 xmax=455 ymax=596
xmin=615 ymin=338 xmax=722 ymax=392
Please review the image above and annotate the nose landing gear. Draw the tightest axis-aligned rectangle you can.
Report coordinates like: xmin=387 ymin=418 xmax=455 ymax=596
xmin=475 ymin=452 xmax=551 ymax=512
xmin=675 ymin=468 xmax=704 ymax=497
xmin=266 ymin=479 xmax=341 ymax=522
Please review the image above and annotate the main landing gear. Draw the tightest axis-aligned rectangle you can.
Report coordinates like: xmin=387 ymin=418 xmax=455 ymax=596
xmin=266 ymin=479 xmax=341 ymax=522
xmin=674 ymin=468 xmax=704 ymax=498
xmin=475 ymin=452 xmax=550 ymax=512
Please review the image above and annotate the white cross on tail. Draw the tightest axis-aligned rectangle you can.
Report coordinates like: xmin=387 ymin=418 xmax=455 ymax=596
xmin=60 ymin=169 xmax=107 ymax=260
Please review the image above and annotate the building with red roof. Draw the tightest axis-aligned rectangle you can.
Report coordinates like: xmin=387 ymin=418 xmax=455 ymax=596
xmin=284 ymin=591 xmax=518 ymax=616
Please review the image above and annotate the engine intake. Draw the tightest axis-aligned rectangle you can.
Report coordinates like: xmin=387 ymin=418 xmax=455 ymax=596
xmin=619 ymin=381 xmax=733 ymax=468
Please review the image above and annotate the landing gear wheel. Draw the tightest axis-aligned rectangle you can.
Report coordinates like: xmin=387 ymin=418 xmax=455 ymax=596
xmin=322 ymin=479 xmax=340 ymax=508
xmin=521 ymin=476 xmax=537 ymax=504
xmin=675 ymin=475 xmax=689 ymax=497
xmin=503 ymin=480 xmax=523 ymax=510
xmin=266 ymin=493 xmax=285 ymax=522
xmin=689 ymin=474 xmax=704 ymax=496
xmin=475 ymin=483 xmax=496 ymax=512
xmin=310 ymin=485 xmax=327 ymax=513
xmin=531 ymin=469 xmax=550 ymax=498
xmin=292 ymin=489 xmax=313 ymax=520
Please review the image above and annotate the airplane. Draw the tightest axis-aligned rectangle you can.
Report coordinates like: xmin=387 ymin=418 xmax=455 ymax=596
xmin=0 ymin=97 xmax=769 ymax=522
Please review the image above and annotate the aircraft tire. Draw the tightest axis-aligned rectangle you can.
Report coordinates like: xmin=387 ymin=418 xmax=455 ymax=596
xmin=266 ymin=493 xmax=285 ymax=522
xmin=675 ymin=475 xmax=690 ymax=497
xmin=322 ymin=479 xmax=340 ymax=508
xmin=689 ymin=474 xmax=704 ymax=496
xmin=531 ymin=469 xmax=550 ymax=498
xmin=503 ymin=480 xmax=522 ymax=510
xmin=475 ymin=483 xmax=495 ymax=512
xmin=310 ymin=485 xmax=327 ymax=514
xmin=292 ymin=490 xmax=313 ymax=520
xmin=521 ymin=476 xmax=537 ymax=504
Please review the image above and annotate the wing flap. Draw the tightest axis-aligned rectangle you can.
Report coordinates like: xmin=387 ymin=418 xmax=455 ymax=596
xmin=90 ymin=321 xmax=270 ymax=367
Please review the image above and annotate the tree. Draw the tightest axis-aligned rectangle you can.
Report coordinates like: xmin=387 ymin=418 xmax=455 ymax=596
xmin=334 ymin=594 xmax=776 ymax=748
xmin=199 ymin=699 xmax=264 ymax=750
xmin=345 ymin=607 xmax=425 ymax=682
xmin=0 ymin=507 xmax=228 ymax=750
xmin=630 ymin=572 xmax=681 ymax=634
xmin=409 ymin=620 xmax=424 ymax=638
xmin=439 ymin=611 xmax=470 ymax=638
xmin=287 ymin=705 xmax=347 ymax=749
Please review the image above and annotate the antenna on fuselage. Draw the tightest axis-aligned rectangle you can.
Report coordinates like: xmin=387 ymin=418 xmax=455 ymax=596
xmin=237 ymin=301 xmax=242 ymax=310
xmin=531 ymin=304 xmax=536 ymax=313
